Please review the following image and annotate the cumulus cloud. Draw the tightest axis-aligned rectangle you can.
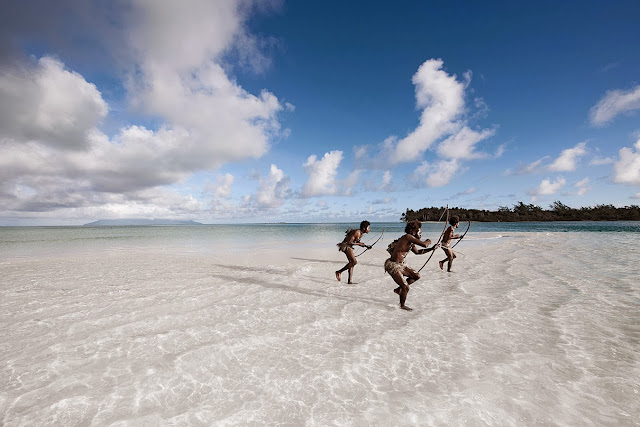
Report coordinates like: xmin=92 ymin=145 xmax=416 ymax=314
xmin=0 ymin=57 xmax=107 ymax=150
xmin=391 ymin=59 xmax=466 ymax=163
xmin=590 ymin=85 xmax=640 ymax=126
xmin=301 ymin=151 xmax=343 ymax=197
xmin=437 ymin=126 xmax=495 ymax=160
xmin=126 ymin=1 xmax=284 ymax=163
xmin=548 ymin=142 xmax=587 ymax=172
xmin=210 ymin=173 xmax=234 ymax=198
xmin=253 ymin=164 xmax=290 ymax=209
xmin=613 ymin=138 xmax=640 ymax=185
xmin=574 ymin=177 xmax=590 ymax=196
xmin=0 ymin=1 xmax=287 ymax=221
xmin=356 ymin=58 xmax=494 ymax=176
xmin=528 ymin=177 xmax=566 ymax=201
xmin=0 ymin=123 xmax=231 ymax=214
xmin=412 ymin=159 xmax=461 ymax=187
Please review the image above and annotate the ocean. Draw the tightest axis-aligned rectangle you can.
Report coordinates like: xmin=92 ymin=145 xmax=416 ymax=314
xmin=1 ymin=222 xmax=639 ymax=426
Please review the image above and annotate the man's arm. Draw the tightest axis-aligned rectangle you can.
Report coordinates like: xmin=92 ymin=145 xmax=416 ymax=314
xmin=408 ymin=235 xmax=430 ymax=250
xmin=413 ymin=241 xmax=440 ymax=254
xmin=351 ymin=230 xmax=370 ymax=247
xmin=407 ymin=234 xmax=428 ymax=248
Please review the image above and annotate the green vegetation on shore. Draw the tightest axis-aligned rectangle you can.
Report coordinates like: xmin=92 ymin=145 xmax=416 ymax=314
xmin=401 ymin=201 xmax=640 ymax=222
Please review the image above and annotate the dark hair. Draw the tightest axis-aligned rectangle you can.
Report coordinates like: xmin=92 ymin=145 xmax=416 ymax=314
xmin=449 ymin=215 xmax=460 ymax=226
xmin=404 ymin=220 xmax=422 ymax=235
xmin=360 ymin=220 xmax=371 ymax=231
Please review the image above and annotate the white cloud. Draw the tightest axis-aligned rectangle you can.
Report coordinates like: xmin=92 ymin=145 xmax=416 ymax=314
xmin=125 ymin=1 xmax=285 ymax=164
xmin=0 ymin=57 xmax=107 ymax=150
xmin=0 ymin=2 xmax=288 ymax=222
xmin=494 ymin=144 xmax=506 ymax=158
xmin=379 ymin=170 xmax=392 ymax=191
xmin=253 ymin=164 xmax=290 ymax=209
xmin=391 ymin=59 xmax=466 ymax=163
xmin=301 ymin=151 xmax=343 ymax=197
xmin=529 ymin=177 xmax=566 ymax=201
xmin=574 ymin=177 xmax=590 ymax=196
xmin=548 ymin=142 xmax=587 ymax=172
xmin=613 ymin=138 xmax=640 ymax=185
xmin=211 ymin=173 xmax=234 ymax=198
xmin=589 ymin=156 xmax=614 ymax=166
xmin=472 ymin=97 xmax=489 ymax=119
xmin=575 ymin=177 xmax=589 ymax=187
xmin=412 ymin=159 xmax=461 ymax=187
xmin=504 ymin=156 xmax=549 ymax=176
xmin=590 ymin=85 xmax=640 ymax=126
xmin=632 ymin=193 xmax=640 ymax=200
xmin=357 ymin=59 xmax=493 ymax=170
xmin=437 ymin=126 xmax=495 ymax=160
xmin=342 ymin=169 xmax=362 ymax=196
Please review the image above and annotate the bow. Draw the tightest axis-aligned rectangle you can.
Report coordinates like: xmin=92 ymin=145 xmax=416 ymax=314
xmin=418 ymin=205 xmax=449 ymax=272
xmin=451 ymin=220 xmax=471 ymax=250
xmin=355 ymin=230 xmax=384 ymax=257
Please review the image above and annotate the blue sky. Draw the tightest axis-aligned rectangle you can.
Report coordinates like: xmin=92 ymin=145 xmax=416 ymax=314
xmin=1 ymin=1 xmax=639 ymax=225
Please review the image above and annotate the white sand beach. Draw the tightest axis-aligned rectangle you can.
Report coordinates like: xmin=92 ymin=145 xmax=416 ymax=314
xmin=1 ymin=227 xmax=639 ymax=426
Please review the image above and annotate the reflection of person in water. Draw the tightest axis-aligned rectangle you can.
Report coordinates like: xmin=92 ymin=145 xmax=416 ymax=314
xmin=335 ymin=220 xmax=371 ymax=284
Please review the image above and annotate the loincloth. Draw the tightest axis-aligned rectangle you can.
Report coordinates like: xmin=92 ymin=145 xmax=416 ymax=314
xmin=384 ymin=258 xmax=405 ymax=275
xmin=337 ymin=242 xmax=352 ymax=252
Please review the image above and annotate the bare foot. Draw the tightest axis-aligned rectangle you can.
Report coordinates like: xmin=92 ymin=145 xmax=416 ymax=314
xmin=400 ymin=305 xmax=413 ymax=311
xmin=348 ymin=281 xmax=355 ymax=284
xmin=335 ymin=271 xmax=341 ymax=282
xmin=439 ymin=261 xmax=444 ymax=270
xmin=394 ymin=287 xmax=401 ymax=295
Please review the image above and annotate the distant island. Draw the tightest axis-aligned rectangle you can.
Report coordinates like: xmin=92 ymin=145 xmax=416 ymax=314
xmin=402 ymin=201 xmax=640 ymax=222
xmin=83 ymin=219 xmax=203 ymax=226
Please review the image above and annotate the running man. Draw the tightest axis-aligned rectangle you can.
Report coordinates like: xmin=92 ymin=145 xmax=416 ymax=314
xmin=439 ymin=215 xmax=462 ymax=272
xmin=385 ymin=220 xmax=439 ymax=311
xmin=335 ymin=220 xmax=371 ymax=284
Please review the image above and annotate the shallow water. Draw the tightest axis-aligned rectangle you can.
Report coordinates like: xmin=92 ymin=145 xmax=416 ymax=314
xmin=1 ymin=225 xmax=639 ymax=426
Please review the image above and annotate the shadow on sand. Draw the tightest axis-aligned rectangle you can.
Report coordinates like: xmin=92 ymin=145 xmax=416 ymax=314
xmin=208 ymin=262 xmax=391 ymax=308
xmin=290 ymin=257 xmax=380 ymax=268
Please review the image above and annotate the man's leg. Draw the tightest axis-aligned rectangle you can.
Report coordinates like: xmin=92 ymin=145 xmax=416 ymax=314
xmin=336 ymin=248 xmax=356 ymax=283
xmin=346 ymin=249 xmax=357 ymax=283
xmin=445 ymin=249 xmax=455 ymax=272
xmin=405 ymin=267 xmax=420 ymax=285
xmin=439 ymin=248 xmax=451 ymax=270
xmin=390 ymin=270 xmax=412 ymax=311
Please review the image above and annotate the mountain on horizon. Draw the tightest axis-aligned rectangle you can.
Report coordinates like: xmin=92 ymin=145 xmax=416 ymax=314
xmin=83 ymin=219 xmax=203 ymax=226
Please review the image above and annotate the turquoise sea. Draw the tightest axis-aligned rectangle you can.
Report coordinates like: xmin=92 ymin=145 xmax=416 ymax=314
xmin=2 ymin=220 xmax=640 ymax=253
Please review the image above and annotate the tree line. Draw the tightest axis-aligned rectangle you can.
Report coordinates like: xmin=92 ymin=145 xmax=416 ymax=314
xmin=401 ymin=201 xmax=640 ymax=222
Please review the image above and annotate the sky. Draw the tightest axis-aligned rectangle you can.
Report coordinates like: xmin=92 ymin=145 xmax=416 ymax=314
xmin=1 ymin=0 xmax=640 ymax=225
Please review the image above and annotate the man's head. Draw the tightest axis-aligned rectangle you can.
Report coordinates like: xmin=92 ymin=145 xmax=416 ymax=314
xmin=449 ymin=215 xmax=460 ymax=227
xmin=405 ymin=220 xmax=422 ymax=237
xmin=360 ymin=220 xmax=371 ymax=233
